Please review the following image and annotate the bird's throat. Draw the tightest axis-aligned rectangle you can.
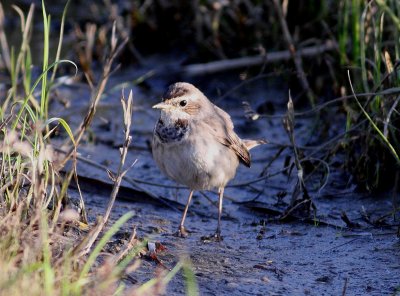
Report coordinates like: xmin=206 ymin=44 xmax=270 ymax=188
xmin=155 ymin=113 xmax=190 ymax=144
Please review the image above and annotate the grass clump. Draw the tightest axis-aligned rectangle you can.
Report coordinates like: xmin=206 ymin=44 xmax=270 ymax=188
xmin=0 ymin=1 xmax=198 ymax=295
xmin=339 ymin=0 xmax=400 ymax=190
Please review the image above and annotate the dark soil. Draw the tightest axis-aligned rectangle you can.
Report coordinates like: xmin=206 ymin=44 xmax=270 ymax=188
xmin=52 ymin=66 xmax=400 ymax=296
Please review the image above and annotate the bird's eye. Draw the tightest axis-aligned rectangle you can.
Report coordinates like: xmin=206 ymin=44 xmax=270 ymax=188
xmin=179 ymin=100 xmax=187 ymax=107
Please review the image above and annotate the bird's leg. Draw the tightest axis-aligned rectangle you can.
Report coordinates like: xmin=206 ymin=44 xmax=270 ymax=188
xmin=177 ymin=190 xmax=194 ymax=238
xmin=214 ymin=187 xmax=224 ymax=241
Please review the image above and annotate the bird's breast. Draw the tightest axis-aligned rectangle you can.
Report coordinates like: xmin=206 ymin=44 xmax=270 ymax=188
xmin=152 ymin=124 xmax=239 ymax=190
xmin=154 ymin=118 xmax=190 ymax=143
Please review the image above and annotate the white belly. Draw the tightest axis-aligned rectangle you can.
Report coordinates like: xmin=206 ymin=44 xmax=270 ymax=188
xmin=152 ymin=134 xmax=239 ymax=190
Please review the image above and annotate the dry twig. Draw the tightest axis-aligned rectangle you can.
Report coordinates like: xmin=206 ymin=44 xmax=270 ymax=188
xmin=182 ymin=40 xmax=336 ymax=77
xmin=112 ymin=226 xmax=138 ymax=264
xmin=282 ymin=92 xmax=315 ymax=216
xmin=59 ymin=22 xmax=128 ymax=168
xmin=272 ymin=0 xmax=315 ymax=104
xmin=76 ymin=90 xmax=136 ymax=256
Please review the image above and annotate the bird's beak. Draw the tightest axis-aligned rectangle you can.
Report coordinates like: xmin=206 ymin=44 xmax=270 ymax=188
xmin=152 ymin=102 xmax=172 ymax=110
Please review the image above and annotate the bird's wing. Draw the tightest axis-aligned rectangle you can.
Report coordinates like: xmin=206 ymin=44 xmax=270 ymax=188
xmin=204 ymin=105 xmax=251 ymax=167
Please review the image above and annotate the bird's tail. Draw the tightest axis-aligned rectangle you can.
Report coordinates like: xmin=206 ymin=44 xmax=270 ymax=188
xmin=243 ymin=139 xmax=267 ymax=150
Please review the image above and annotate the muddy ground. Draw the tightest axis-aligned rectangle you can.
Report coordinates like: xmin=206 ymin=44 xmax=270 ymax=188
xmin=53 ymin=66 xmax=400 ymax=296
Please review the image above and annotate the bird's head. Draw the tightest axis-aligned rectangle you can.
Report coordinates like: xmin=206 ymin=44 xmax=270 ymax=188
xmin=153 ymin=82 xmax=212 ymax=122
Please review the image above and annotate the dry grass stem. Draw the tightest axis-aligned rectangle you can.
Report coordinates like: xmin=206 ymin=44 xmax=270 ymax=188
xmin=112 ymin=226 xmax=138 ymax=264
xmin=76 ymin=90 xmax=136 ymax=256
xmin=283 ymin=92 xmax=314 ymax=213
xmin=59 ymin=22 xmax=128 ymax=168
xmin=0 ymin=3 xmax=11 ymax=72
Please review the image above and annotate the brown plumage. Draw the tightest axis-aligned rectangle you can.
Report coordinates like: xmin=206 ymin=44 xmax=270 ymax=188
xmin=152 ymin=82 xmax=266 ymax=240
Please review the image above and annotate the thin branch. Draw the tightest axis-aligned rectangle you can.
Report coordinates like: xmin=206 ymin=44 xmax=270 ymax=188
xmin=76 ymin=90 xmax=135 ymax=256
xmin=384 ymin=95 xmax=400 ymax=138
xmin=272 ymin=0 xmax=315 ymax=104
xmin=181 ymin=40 xmax=337 ymax=76
xmin=54 ymin=146 xmax=176 ymax=192
xmin=103 ymin=91 xmax=134 ymax=225
xmin=58 ymin=22 xmax=128 ymax=168
xmin=243 ymin=86 xmax=400 ymax=122
xmin=72 ymin=148 xmax=88 ymax=224
xmin=112 ymin=226 xmax=138 ymax=264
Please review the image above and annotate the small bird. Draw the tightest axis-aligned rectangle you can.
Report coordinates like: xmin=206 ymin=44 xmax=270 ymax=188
xmin=152 ymin=82 xmax=265 ymax=240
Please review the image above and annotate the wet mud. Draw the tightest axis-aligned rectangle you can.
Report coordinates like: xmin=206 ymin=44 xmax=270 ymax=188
xmin=54 ymin=70 xmax=400 ymax=296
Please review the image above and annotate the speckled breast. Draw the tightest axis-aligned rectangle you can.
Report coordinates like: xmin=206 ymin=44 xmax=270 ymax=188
xmin=155 ymin=118 xmax=189 ymax=143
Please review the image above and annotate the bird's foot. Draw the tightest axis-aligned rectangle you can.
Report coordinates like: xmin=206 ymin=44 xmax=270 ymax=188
xmin=213 ymin=232 xmax=223 ymax=242
xmin=174 ymin=226 xmax=189 ymax=238
xmin=200 ymin=232 xmax=223 ymax=242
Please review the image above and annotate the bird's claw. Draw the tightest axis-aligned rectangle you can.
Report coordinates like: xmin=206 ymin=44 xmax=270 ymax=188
xmin=213 ymin=232 xmax=223 ymax=242
xmin=175 ymin=226 xmax=189 ymax=238
xmin=200 ymin=232 xmax=223 ymax=242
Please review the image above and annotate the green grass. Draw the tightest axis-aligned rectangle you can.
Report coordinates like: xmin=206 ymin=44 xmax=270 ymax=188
xmin=0 ymin=2 xmax=198 ymax=295
xmin=1 ymin=0 xmax=399 ymax=293
xmin=338 ymin=0 xmax=400 ymax=190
